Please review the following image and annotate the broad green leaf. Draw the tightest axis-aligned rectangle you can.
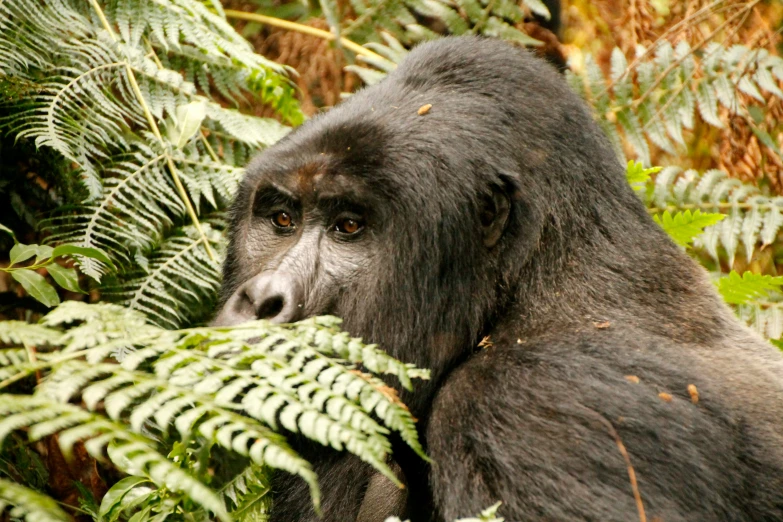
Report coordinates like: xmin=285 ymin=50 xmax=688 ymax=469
xmin=11 ymin=269 xmax=60 ymax=307
xmin=9 ymin=243 xmax=38 ymax=265
xmin=716 ymin=271 xmax=783 ymax=305
xmin=47 ymin=264 xmax=85 ymax=294
xmin=35 ymin=245 xmax=54 ymax=263
xmin=171 ymin=101 xmax=207 ymax=149
xmin=653 ymin=210 xmax=725 ymax=248
xmin=100 ymin=476 xmax=152 ymax=519
xmin=51 ymin=245 xmax=116 ymax=270
xmin=0 ymin=223 xmax=15 ymax=241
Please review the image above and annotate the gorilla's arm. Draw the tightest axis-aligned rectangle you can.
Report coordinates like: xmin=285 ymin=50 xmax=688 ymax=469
xmin=426 ymin=336 xmax=756 ymax=522
xmin=268 ymin=448 xmax=406 ymax=522
xmin=268 ymin=451 xmax=373 ymax=522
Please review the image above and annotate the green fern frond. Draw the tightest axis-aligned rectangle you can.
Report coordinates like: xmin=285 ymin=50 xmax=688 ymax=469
xmin=1 ymin=302 xmax=429 ymax=515
xmin=653 ymin=210 xmax=725 ymax=248
xmin=101 ymin=223 xmax=224 ymax=329
xmin=0 ymin=322 xmax=61 ymax=346
xmin=716 ymin=271 xmax=783 ymax=306
xmin=1 ymin=0 xmax=299 ymax=327
xmin=570 ymin=41 xmax=783 ymax=163
xmin=332 ymin=0 xmax=544 ymax=77
xmin=219 ymin=464 xmax=271 ymax=515
xmin=647 ymin=167 xmax=783 ymax=266
xmin=737 ymin=302 xmax=783 ymax=341
xmin=0 ymin=478 xmax=70 ymax=522
xmin=0 ymin=395 xmax=230 ymax=521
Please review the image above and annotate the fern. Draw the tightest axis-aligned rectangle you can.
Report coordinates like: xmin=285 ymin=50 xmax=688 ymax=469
xmin=569 ymin=40 xmax=783 ymax=166
xmin=653 ymin=210 xmax=725 ymax=248
xmin=716 ymin=271 xmax=783 ymax=305
xmin=0 ymin=478 xmax=70 ymax=522
xmin=268 ymin=0 xmax=546 ymax=60
xmin=0 ymin=302 xmax=429 ymax=519
xmin=0 ymin=0 xmax=298 ymax=328
xmin=646 ymin=167 xmax=783 ymax=267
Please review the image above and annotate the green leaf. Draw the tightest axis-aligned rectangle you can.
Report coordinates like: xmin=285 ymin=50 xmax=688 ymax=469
xmin=626 ymin=160 xmax=661 ymax=190
xmin=51 ymin=245 xmax=116 ymax=270
xmin=47 ymin=264 xmax=85 ymax=294
xmin=9 ymin=243 xmax=38 ymax=265
xmin=99 ymin=476 xmax=152 ymax=519
xmin=716 ymin=271 xmax=783 ymax=305
xmin=0 ymin=478 xmax=71 ymax=522
xmin=653 ymin=209 xmax=725 ymax=248
xmin=750 ymin=124 xmax=783 ymax=160
xmin=171 ymin=101 xmax=207 ymax=149
xmin=0 ymin=223 xmax=16 ymax=241
xmin=11 ymin=269 xmax=60 ymax=307
xmin=696 ymin=80 xmax=722 ymax=127
xmin=34 ymin=245 xmax=54 ymax=263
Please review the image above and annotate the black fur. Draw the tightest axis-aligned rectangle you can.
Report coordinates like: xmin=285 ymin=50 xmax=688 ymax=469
xmin=216 ymin=37 xmax=783 ymax=521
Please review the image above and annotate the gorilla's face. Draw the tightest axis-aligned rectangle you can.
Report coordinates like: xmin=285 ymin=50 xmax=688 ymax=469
xmin=212 ymin=162 xmax=384 ymax=326
xmin=214 ymin=118 xmax=515 ymax=405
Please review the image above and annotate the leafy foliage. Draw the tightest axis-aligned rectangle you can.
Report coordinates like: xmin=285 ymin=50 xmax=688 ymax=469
xmin=303 ymin=0 xmax=548 ymax=50
xmin=0 ymin=302 xmax=429 ymax=519
xmin=646 ymin=167 xmax=783 ymax=267
xmin=640 ymin=165 xmax=783 ymax=340
xmin=0 ymin=224 xmax=113 ymax=307
xmin=569 ymin=40 xmax=783 ymax=166
xmin=625 ymin=160 xmax=660 ymax=191
xmin=0 ymin=0 xmax=299 ymax=327
xmin=653 ymin=210 xmax=725 ymax=248
xmin=0 ymin=479 xmax=70 ymax=522
xmin=716 ymin=271 xmax=783 ymax=305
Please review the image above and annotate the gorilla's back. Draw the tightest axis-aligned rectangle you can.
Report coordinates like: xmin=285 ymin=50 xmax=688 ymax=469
xmin=233 ymin=36 xmax=783 ymax=521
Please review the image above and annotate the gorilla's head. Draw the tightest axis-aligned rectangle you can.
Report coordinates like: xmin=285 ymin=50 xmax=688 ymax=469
xmin=214 ymin=37 xmax=700 ymax=410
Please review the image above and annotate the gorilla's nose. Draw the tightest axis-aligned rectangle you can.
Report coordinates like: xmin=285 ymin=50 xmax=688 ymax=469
xmin=212 ymin=272 xmax=304 ymax=326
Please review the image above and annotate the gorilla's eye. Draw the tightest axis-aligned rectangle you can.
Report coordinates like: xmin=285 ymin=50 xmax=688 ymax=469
xmin=272 ymin=211 xmax=294 ymax=228
xmin=335 ymin=217 xmax=363 ymax=235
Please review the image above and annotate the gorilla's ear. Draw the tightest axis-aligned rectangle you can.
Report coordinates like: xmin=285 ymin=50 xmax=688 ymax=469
xmin=480 ymin=174 xmax=519 ymax=248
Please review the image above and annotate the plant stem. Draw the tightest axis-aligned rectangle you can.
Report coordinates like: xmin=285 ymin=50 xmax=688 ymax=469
xmin=88 ymin=0 xmax=216 ymax=260
xmin=223 ymin=9 xmax=385 ymax=63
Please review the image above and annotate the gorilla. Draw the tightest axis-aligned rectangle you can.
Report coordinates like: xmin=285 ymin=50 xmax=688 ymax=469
xmin=214 ymin=37 xmax=783 ymax=521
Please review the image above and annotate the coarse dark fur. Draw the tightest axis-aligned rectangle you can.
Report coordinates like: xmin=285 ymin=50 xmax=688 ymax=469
xmin=215 ymin=37 xmax=783 ymax=521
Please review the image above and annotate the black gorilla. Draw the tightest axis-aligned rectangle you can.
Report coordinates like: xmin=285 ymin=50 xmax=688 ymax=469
xmin=214 ymin=37 xmax=783 ymax=521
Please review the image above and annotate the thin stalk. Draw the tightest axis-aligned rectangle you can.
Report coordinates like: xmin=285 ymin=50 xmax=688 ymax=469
xmin=223 ymin=9 xmax=385 ymax=62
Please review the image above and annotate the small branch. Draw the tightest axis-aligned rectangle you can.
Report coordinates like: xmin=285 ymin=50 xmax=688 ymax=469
xmin=583 ymin=407 xmax=647 ymax=522
xmin=223 ymin=9 xmax=385 ymax=63
xmin=88 ymin=0 xmax=215 ymax=260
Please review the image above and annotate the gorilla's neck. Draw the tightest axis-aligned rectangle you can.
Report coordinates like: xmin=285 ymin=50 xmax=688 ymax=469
xmin=502 ymin=197 xmax=729 ymax=345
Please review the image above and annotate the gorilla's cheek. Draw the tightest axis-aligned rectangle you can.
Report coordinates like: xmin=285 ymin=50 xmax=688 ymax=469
xmin=311 ymin=239 xmax=381 ymax=316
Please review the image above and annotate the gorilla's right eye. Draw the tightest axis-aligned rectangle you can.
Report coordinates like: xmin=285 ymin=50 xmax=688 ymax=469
xmin=271 ymin=211 xmax=294 ymax=228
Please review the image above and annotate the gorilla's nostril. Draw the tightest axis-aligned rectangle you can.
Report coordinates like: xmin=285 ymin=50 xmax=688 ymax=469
xmin=256 ymin=295 xmax=284 ymax=320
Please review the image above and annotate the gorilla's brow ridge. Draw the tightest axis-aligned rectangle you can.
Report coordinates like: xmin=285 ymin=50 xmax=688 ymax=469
xmin=252 ymin=185 xmax=299 ymax=214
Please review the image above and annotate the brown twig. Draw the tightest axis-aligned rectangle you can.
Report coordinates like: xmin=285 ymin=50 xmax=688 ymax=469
xmin=224 ymin=9 xmax=385 ymax=63
xmin=582 ymin=407 xmax=647 ymax=522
